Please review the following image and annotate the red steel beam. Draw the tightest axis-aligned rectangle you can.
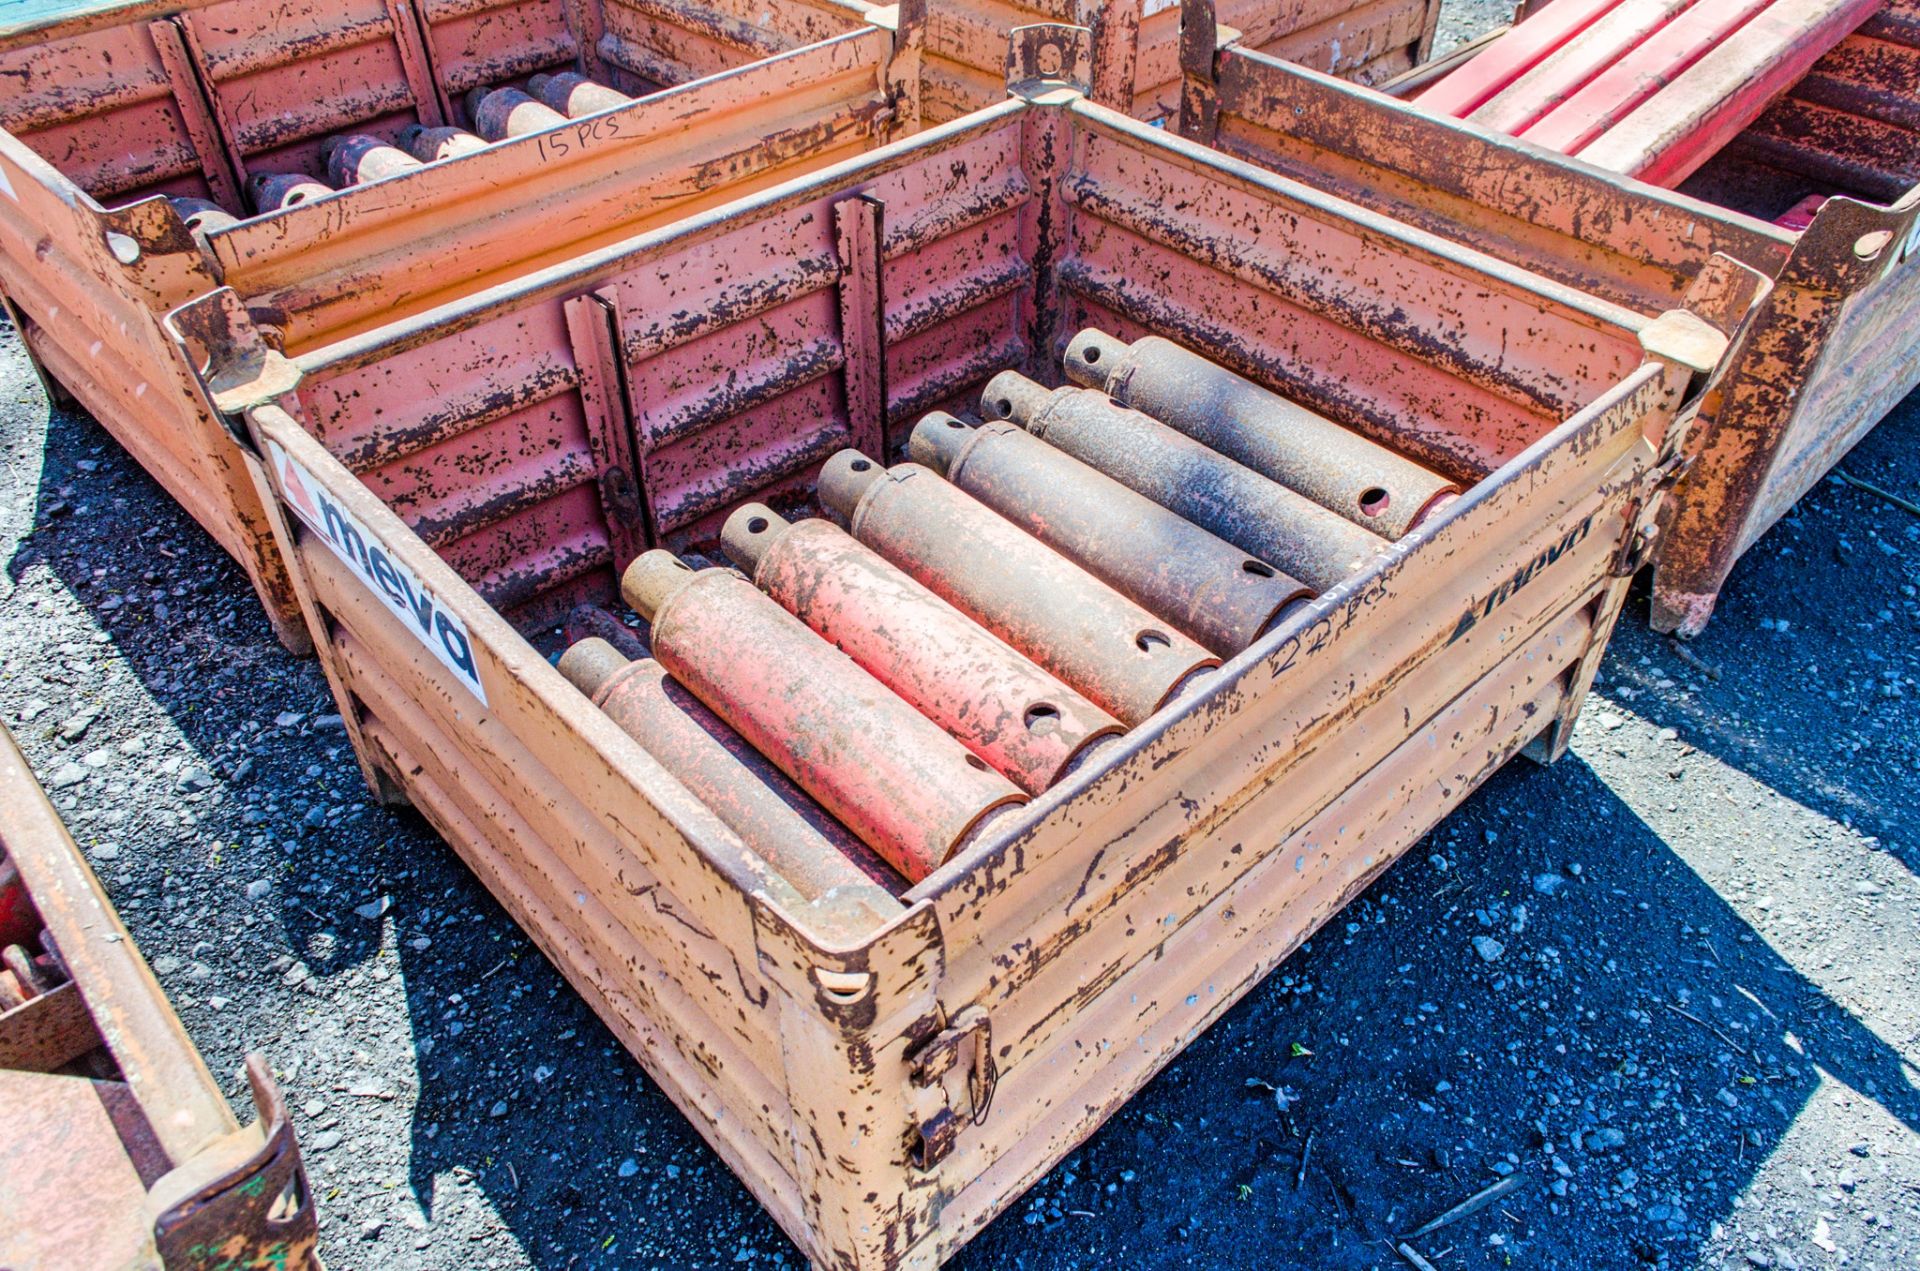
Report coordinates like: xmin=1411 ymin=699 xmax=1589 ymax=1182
xmin=1518 ymin=0 xmax=1774 ymax=154
xmin=1575 ymin=0 xmax=1885 ymax=186
xmin=1415 ymin=0 xmax=1630 ymax=118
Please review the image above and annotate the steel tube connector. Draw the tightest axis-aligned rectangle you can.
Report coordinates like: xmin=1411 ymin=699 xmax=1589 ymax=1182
xmin=248 ymin=172 xmax=332 ymax=213
xmin=984 ymin=374 xmax=1387 ymax=592
xmin=322 ymin=135 xmax=424 ymax=187
xmin=467 ymin=87 xmax=569 ymax=141
xmin=559 ymin=638 xmax=900 ymax=904
xmin=528 ymin=72 xmax=632 ymax=117
xmin=723 ymin=504 xmax=1124 ymax=795
xmin=1062 ymin=331 xmax=1461 ymax=538
xmin=620 ymin=552 xmax=1026 ymax=883
xmin=817 ymin=451 xmax=1219 ymax=726
xmin=910 ymin=413 xmax=1314 ymax=656
xmin=398 ymin=124 xmax=489 ymax=162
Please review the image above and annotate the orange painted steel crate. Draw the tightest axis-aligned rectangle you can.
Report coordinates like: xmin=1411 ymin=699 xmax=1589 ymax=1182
xmin=1182 ymin=0 xmax=1920 ymax=635
xmin=0 ymin=0 xmax=916 ymax=650
xmin=0 ymin=722 xmax=319 ymax=1271
xmin=168 ymin=41 xmax=1743 ymax=1264
xmin=919 ymin=0 xmax=1442 ymax=123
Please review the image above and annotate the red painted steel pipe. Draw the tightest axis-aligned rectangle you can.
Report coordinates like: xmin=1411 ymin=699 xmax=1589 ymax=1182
xmin=249 ymin=172 xmax=332 ymax=213
xmin=909 ymin=413 xmax=1313 ymax=656
xmin=1469 ymin=0 xmax=1696 ymax=138
xmin=621 ymin=552 xmax=1026 ymax=883
xmin=558 ymin=638 xmax=901 ymax=900
xmin=816 ymin=451 xmax=1219 ymax=726
xmin=722 ymin=504 xmax=1124 ymax=795
xmin=527 ymin=71 xmax=632 ymax=117
xmin=1058 ymin=334 xmax=1459 ymax=539
xmin=399 ymin=124 xmax=490 ymax=162
xmin=1416 ymin=0 xmax=1630 ymax=117
xmin=467 ymin=87 xmax=569 ymax=140
xmin=1518 ymin=0 xmax=1774 ymax=154
xmin=984 ymin=374 xmax=1387 ymax=593
xmin=322 ymin=135 xmax=424 ymax=188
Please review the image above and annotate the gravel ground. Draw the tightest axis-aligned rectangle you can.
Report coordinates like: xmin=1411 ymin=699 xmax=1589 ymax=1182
xmin=2 ymin=11 xmax=1918 ymax=1263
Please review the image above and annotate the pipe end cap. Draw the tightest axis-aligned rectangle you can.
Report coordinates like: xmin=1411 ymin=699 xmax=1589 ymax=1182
xmin=1063 ymin=329 xmax=1128 ymax=390
xmin=816 ymin=449 xmax=886 ymax=521
xmin=621 ymin=549 xmax=698 ymax=622
xmin=720 ymin=503 xmax=791 ymax=575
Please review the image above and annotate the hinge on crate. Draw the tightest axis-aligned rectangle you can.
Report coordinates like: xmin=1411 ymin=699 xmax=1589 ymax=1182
xmin=165 ymin=288 xmax=302 ymax=448
xmin=907 ymin=1005 xmax=996 ymax=1170
xmin=1610 ymin=453 xmax=1695 ymax=577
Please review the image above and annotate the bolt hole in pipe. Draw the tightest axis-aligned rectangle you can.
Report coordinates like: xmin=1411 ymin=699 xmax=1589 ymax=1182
xmin=747 ymin=516 xmax=769 ymax=534
xmin=965 ymin=754 xmax=989 ymax=771
xmin=1135 ymin=630 xmax=1170 ymax=653
xmin=1360 ymin=487 xmax=1391 ymax=516
xmin=1242 ymin=560 xmax=1275 ymax=577
xmin=851 ymin=458 xmax=872 ymax=472
xmin=1023 ymin=702 xmax=1061 ymax=733
xmin=996 ymin=398 xmax=1013 ymax=415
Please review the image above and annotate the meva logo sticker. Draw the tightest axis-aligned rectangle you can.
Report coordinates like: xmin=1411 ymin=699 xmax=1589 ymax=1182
xmin=267 ymin=440 xmax=488 ymax=706
xmin=1445 ymin=514 xmax=1596 ymax=647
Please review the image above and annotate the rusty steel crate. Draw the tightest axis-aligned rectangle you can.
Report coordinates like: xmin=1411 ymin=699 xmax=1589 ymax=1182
xmin=0 ymin=722 xmax=319 ymax=1271
xmin=158 ymin=35 xmax=1746 ymax=1264
xmin=0 ymin=0 xmax=916 ymax=651
xmin=1180 ymin=0 xmax=1920 ymax=635
xmin=919 ymin=0 xmax=1441 ymax=123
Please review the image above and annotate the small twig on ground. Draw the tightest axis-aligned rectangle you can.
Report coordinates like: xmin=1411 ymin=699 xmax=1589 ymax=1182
xmin=506 ymin=1162 xmax=519 ymax=1192
xmin=1405 ymin=1173 xmax=1526 ymax=1239
xmin=479 ymin=956 xmax=511 ymax=980
xmin=1702 ymin=941 xmax=1723 ymax=968
xmin=1397 ymin=1241 xmax=1442 ymax=1271
xmin=1836 ymin=468 xmax=1920 ymax=519
xmin=1666 ymin=1003 xmax=1749 ymax=1056
xmin=1667 ymin=639 xmax=1722 ymax=682
xmin=1734 ymin=984 xmax=1778 ymax=1022
xmin=1296 ymin=1130 xmax=1315 ymax=1192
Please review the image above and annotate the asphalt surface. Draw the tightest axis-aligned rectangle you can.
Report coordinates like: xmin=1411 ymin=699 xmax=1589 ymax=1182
xmin=2 ymin=21 xmax=1919 ymax=1271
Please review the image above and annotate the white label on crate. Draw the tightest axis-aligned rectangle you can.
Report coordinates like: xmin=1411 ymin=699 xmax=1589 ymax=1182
xmin=267 ymin=439 xmax=488 ymax=706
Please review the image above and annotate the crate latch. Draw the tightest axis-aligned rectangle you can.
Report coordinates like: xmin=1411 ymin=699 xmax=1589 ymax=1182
xmin=1611 ymin=452 xmax=1695 ymax=577
xmin=907 ymin=1005 xmax=996 ymax=1170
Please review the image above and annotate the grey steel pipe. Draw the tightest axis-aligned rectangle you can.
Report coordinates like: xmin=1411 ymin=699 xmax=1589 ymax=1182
xmin=909 ymin=412 xmax=1313 ymax=656
xmin=528 ymin=71 xmax=632 ymax=117
xmin=467 ymin=87 xmax=568 ymax=140
xmin=983 ymin=374 xmax=1387 ymax=593
xmin=816 ymin=450 xmax=1218 ymax=726
xmin=169 ymin=197 xmax=239 ymax=238
xmin=398 ymin=124 xmax=490 ymax=162
xmin=249 ymin=172 xmax=332 ymax=213
xmin=322 ymin=134 xmax=424 ymax=187
xmin=1062 ymin=330 xmax=1460 ymax=538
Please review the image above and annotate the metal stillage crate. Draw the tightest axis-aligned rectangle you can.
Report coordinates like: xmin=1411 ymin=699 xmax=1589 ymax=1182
xmin=919 ymin=0 xmax=1442 ymax=123
xmin=164 ymin=39 xmax=1743 ymax=1263
xmin=1181 ymin=0 xmax=1920 ymax=635
xmin=0 ymin=0 xmax=917 ymax=650
xmin=0 ymin=722 xmax=320 ymax=1271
